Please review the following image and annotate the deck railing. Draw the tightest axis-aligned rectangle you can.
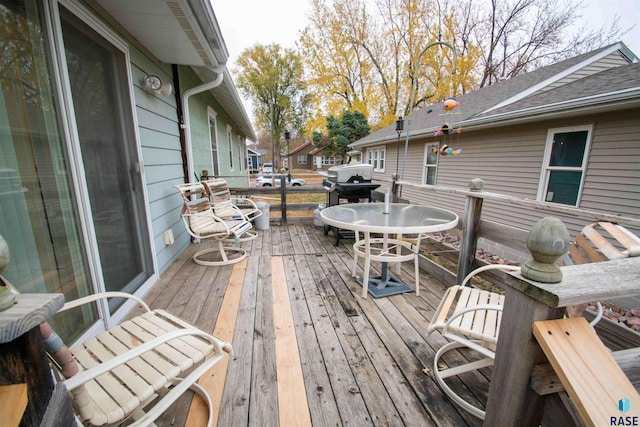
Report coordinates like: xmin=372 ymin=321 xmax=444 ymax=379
xmin=231 ymin=176 xmax=326 ymax=225
xmin=232 ymin=173 xmax=640 ymax=294
xmin=485 ymin=256 xmax=640 ymax=426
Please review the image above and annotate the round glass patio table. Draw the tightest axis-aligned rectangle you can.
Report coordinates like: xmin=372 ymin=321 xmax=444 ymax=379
xmin=321 ymin=203 xmax=458 ymax=298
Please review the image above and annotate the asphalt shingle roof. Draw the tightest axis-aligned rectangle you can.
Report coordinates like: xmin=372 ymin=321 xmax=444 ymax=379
xmin=352 ymin=43 xmax=639 ymax=147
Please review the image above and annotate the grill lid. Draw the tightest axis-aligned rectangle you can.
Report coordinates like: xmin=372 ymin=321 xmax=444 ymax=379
xmin=326 ymin=164 xmax=373 ymax=183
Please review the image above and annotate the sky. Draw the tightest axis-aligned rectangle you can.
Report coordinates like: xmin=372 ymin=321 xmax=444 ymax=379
xmin=211 ymin=0 xmax=640 ymax=133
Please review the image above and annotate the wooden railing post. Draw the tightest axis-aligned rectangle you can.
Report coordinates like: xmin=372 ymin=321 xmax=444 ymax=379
xmin=280 ymin=177 xmax=287 ymax=225
xmin=456 ymin=178 xmax=484 ymax=285
xmin=484 ymin=217 xmax=640 ymax=426
xmin=391 ymin=173 xmax=399 ymax=202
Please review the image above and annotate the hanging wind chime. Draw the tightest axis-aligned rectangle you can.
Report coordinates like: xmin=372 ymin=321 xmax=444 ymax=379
xmin=433 ymin=97 xmax=463 ymax=156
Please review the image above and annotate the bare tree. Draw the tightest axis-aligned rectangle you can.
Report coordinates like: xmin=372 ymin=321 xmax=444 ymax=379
xmin=469 ymin=0 xmax=628 ymax=87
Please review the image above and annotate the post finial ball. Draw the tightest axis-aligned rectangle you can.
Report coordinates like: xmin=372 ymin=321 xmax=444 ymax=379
xmin=521 ymin=217 xmax=570 ymax=283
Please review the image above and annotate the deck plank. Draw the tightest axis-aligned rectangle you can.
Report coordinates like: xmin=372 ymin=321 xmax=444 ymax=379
xmin=148 ymin=223 xmax=483 ymax=427
xmin=272 ymin=256 xmax=313 ymax=426
xmin=297 ymin=253 xmax=373 ymax=425
xmin=289 ymin=224 xmax=307 ymax=255
xmin=296 ymin=223 xmax=318 ymax=254
xmin=217 ymin=257 xmax=260 ymax=427
xmin=311 ymin=253 xmax=407 ymax=425
xmin=280 ymin=225 xmax=295 ymax=255
xmin=249 ymin=255 xmax=279 ymax=423
xmin=326 ymin=252 xmax=473 ymax=426
xmin=283 ymin=254 xmax=342 ymax=425
xmin=184 ymin=259 xmax=247 ymax=427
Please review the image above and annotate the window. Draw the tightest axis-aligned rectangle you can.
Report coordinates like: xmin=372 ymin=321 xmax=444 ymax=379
xmin=207 ymin=107 xmax=219 ymax=176
xmin=237 ymin=134 xmax=243 ymax=171
xmin=227 ymin=125 xmax=233 ymax=170
xmin=297 ymin=155 xmax=307 ymax=164
xmin=424 ymin=144 xmax=439 ymax=185
xmin=538 ymin=126 xmax=592 ymax=206
xmin=367 ymin=147 xmax=385 ymax=172
xmin=321 ymin=156 xmax=335 ymax=165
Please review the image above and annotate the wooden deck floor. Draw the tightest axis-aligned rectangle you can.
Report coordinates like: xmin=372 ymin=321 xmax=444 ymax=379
xmin=146 ymin=223 xmax=486 ymax=426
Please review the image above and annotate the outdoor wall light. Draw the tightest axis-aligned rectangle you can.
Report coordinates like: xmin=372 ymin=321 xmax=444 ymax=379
xmin=395 ymin=116 xmax=404 ymax=133
xmin=144 ymin=74 xmax=173 ymax=97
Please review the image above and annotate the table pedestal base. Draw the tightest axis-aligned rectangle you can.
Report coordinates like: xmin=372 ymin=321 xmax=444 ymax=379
xmin=356 ymin=271 xmax=414 ymax=298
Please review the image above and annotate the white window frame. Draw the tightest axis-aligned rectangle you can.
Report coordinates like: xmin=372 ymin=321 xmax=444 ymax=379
xmin=226 ymin=125 xmax=233 ymax=171
xmin=423 ymin=143 xmax=439 ymax=185
xmin=236 ymin=134 xmax=243 ymax=171
xmin=207 ymin=107 xmax=219 ymax=176
xmin=297 ymin=155 xmax=307 ymax=164
xmin=321 ymin=156 xmax=336 ymax=165
xmin=366 ymin=147 xmax=386 ymax=172
xmin=47 ymin=0 xmax=157 ymax=331
xmin=537 ymin=125 xmax=593 ymax=207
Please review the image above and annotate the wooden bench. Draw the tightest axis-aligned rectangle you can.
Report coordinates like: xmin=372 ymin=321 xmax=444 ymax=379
xmin=533 ymin=317 xmax=640 ymax=426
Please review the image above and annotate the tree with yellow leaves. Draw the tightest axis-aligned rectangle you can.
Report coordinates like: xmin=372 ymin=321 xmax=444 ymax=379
xmin=299 ymin=0 xmax=625 ymax=131
xmin=235 ymin=44 xmax=310 ymax=167
xmin=300 ymin=0 xmax=477 ymax=130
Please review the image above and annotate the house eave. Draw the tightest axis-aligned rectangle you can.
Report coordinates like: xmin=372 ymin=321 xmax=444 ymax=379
xmin=351 ymin=89 xmax=640 ymax=148
xmin=95 ymin=0 xmax=227 ymax=68
xmin=462 ymin=88 xmax=640 ymax=130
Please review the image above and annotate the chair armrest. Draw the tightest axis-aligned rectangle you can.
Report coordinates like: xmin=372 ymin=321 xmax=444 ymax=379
xmin=63 ymin=327 xmax=231 ymax=391
xmin=426 ymin=286 xmax=461 ymax=335
xmin=60 ymin=291 xmax=151 ymax=313
xmin=460 ymin=264 xmax=520 ymax=287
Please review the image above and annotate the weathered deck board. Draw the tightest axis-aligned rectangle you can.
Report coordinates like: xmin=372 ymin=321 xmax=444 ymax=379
xmin=325 ymin=251 xmax=474 ymax=426
xmin=248 ymin=255 xmax=279 ymax=424
xmin=217 ymin=256 xmax=260 ymax=426
xmin=185 ymin=259 xmax=246 ymax=427
xmin=283 ymin=254 xmax=342 ymax=425
xmin=151 ymin=223 xmax=482 ymax=426
xmin=272 ymin=256 xmax=312 ymax=426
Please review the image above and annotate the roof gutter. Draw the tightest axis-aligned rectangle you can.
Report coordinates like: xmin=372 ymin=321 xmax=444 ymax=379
xmin=350 ymin=87 xmax=640 ymax=148
xmin=460 ymin=87 xmax=640 ymax=129
xmin=181 ymin=65 xmax=226 ymax=182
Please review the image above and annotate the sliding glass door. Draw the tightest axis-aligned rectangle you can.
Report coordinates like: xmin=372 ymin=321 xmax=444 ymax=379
xmin=0 ymin=0 xmax=96 ymax=341
xmin=59 ymin=5 xmax=152 ymax=307
xmin=0 ymin=0 xmax=153 ymax=339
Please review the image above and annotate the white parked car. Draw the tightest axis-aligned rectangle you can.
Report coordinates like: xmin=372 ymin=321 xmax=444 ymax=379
xmin=261 ymin=163 xmax=273 ymax=174
xmin=256 ymin=174 xmax=305 ymax=187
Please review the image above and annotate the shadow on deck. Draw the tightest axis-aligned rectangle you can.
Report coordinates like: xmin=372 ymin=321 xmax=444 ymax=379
xmin=147 ymin=223 xmax=484 ymax=426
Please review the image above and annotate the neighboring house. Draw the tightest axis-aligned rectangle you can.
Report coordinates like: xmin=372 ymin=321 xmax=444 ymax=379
xmin=0 ymin=0 xmax=255 ymax=341
xmin=286 ymin=141 xmax=314 ymax=170
xmin=351 ymin=42 xmax=640 ymax=258
xmin=310 ymin=146 xmax=338 ymax=171
xmin=347 ymin=149 xmax=363 ymax=164
xmin=247 ymin=148 xmax=261 ymax=173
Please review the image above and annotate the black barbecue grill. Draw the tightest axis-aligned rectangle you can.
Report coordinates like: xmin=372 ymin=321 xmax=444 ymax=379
xmin=322 ymin=164 xmax=380 ymax=244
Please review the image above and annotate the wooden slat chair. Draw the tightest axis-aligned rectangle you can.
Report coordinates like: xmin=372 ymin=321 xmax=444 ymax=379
xmin=174 ymin=183 xmax=253 ymax=266
xmin=202 ymin=178 xmax=262 ymax=222
xmin=565 ymin=221 xmax=640 ymax=265
xmin=563 ymin=221 xmax=640 ymax=318
xmin=46 ymin=292 xmax=232 ymax=426
xmin=426 ymin=264 xmax=521 ymax=419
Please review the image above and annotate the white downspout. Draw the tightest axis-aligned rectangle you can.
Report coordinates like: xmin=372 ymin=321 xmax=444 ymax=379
xmin=181 ymin=65 xmax=226 ymax=183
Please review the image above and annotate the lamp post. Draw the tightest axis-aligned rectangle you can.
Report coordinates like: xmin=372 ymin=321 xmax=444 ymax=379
xmin=395 ymin=116 xmax=404 ymax=176
xmin=393 ymin=116 xmax=405 ymax=202
xmin=401 ymin=40 xmax=458 ymax=182
xmin=284 ymin=129 xmax=291 ymax=182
